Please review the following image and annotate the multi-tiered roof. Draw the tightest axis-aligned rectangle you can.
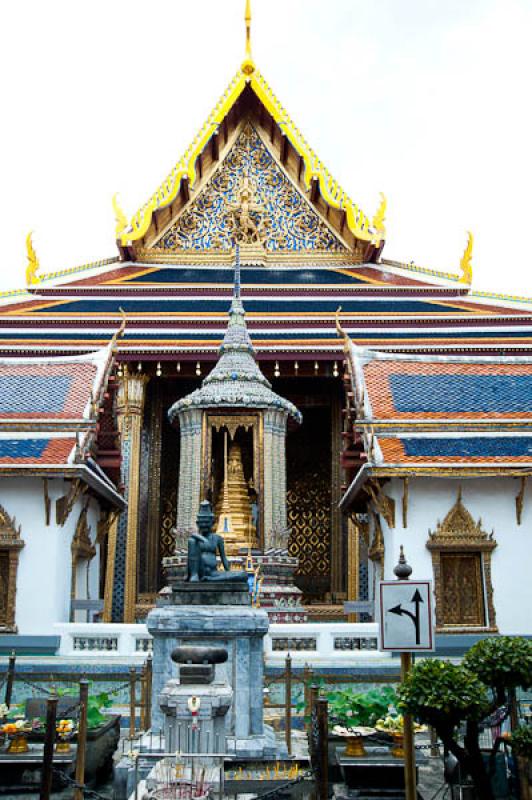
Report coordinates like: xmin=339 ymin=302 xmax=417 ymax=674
xmin=0 ymin=2 xmax=530 ymax=363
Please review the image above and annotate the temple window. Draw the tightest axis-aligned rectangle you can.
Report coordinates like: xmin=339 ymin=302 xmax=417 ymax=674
xmin=427 ymin=489 xmax=497 ymax=632
xmin=0 ymin=504 xmax=25 ymax=632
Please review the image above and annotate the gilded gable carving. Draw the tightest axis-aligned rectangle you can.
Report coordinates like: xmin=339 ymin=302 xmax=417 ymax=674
xmin=153 ymin=124 xmax=347 ymax=254
xmin=427 ymin=488 xmax=495 ymax=549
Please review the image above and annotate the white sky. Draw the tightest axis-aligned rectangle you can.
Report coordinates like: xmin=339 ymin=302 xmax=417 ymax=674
xmin=1 ymin=0 xmax=531 ymax=296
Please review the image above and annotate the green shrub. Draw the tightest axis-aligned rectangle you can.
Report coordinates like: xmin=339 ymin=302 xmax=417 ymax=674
xmin=398 ymin=659 xmax=488 ymax=728
xmin=464 ymin=637 xmax=532 ymax=694
xmin=510 ymin=725 xmax=532 ymax=759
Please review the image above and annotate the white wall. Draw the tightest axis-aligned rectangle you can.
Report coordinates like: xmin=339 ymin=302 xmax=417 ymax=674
xmin=0 ymin=477 xmax=102 ymax=634
xmin=373 ymin=476 xmax=532 ymax=636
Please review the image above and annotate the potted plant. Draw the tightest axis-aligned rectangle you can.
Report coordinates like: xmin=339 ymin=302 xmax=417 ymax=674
xmin=327 ymin=686 xmax=397 ymax=756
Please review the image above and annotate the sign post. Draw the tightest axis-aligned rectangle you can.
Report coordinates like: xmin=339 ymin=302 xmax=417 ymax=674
xmin=378 ymin=547 xmax=435 ymax=800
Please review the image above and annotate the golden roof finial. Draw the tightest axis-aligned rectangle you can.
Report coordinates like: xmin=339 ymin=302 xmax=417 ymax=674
xmin=25 ymin=231 xmax=40 ymax=286
xmin=109 ymin=307 xmax=128 ymax=354
xmin=113 ymin=193 xmax=129 ymax=238
xmin=335 ymin=305 xmax=347 ymax=341
xmin=459 ymin=230 xmax=473 ymax=285
xmin=372 ymin=192 xmax=387 ymax=234
xmin=242 ymin=0 xmax=255 ymax=76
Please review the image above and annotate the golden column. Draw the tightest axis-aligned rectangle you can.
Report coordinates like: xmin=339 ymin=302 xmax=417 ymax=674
xmin=103 ymin=367 xmax=149 ymax=623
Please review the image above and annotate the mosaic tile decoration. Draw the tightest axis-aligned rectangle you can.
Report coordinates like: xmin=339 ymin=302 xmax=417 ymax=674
xmin=0 ymin=329 xmax=527 ymax=345
xmin=112 ymin=434 xmax=130 ymax=622
xmin=0 ymin=362 xmax=97 ymax=419
xmin=0 ymin=437 xmax=76 ymax=464
xmin=23 ymin=297 xmax=474 ymax=316
xmin=378 ymin=436 xmax=532 ymax=463
xmin=402 ymin=437 xmax=532 ymax=458
xmin=122 ymin=266 xmax=366 ymax=284
xmin=364 ymin=362 xmax=532 ymax=420
xmin=390 ymin=374 xmax=532 ymax=414
xmin=154 ymin=124 xmax=346 ymax=253
xmin=0 ymin=439 xmax=48 ymax=458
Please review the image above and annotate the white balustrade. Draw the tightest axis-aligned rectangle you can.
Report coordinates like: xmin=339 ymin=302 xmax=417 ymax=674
xmin=54 ymin=621 xmax=388 ymax=666
xmin=54 ymin=623 xmax=152 ymax=660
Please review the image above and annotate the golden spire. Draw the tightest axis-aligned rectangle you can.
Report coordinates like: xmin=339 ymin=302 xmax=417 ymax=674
xmin=459 ymin=230 xmax=473 ymax=285
xmin=112 ymin=193 xmax=129 ymax=238
xmin=242 ymin=0 xmax=255 ymax=75
xmin=25 ymin=232 xmax=40 ymax=286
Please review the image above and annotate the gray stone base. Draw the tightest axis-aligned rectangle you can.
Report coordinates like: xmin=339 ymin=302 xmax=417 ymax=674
xmin=227 ymin=723 xmax=288 ymax=760
xmin=147 ymin=601 xmax=269 ymax=760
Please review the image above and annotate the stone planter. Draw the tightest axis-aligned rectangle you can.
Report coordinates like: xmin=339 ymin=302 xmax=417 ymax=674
xmin=28 ymin=715 xmax=120 ymax=785
xmin=84 ymin=715 xmax=121 ymax=785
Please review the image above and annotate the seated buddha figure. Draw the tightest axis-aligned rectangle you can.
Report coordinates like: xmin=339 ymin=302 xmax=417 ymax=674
xmin=187 ymin=500 xmax=247 ymax=583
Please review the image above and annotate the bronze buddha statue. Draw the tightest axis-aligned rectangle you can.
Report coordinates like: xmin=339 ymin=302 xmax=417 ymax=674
xmin=187 ymin=500 xmax=247 ymax=583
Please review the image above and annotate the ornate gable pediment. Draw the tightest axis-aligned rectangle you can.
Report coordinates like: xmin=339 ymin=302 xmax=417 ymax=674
xmin=0 ymin=504 xmax=23 ymax=549
xmin=149 ymin=124 xmax=347 ymax=258
xmin=118 ymin=64 xmax=383 ymax=259
xmin=427 ymin=489 xmax=496 ymax=551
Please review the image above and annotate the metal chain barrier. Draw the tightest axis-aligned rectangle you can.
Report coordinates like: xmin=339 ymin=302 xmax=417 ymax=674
xmin=107 ymin=681 xmax=131 ymax=697
xmin=59 ymin=699 xmax=82 ymax=719
xmin=18 ymin=677 xmax=58 ymax=696
xmin=52 ymin=768 xmax=112 ymax=800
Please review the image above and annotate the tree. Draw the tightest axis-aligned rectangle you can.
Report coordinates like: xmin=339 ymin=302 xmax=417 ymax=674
xmin=464 ymin=636 xmax=532 ymax=729
xmin=398 ymin=636 xmax=532 ymax=800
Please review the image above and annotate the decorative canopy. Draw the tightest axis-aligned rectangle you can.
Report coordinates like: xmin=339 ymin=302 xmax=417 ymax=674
xmin=168 ymin=248 xmax=301 ymax=424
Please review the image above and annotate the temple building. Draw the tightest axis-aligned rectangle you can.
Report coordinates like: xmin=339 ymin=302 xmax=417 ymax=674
xmin=1 ymin=2 xmax=531 ymax=639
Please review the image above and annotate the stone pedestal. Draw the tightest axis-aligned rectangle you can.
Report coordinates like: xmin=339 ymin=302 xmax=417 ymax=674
xmin=147 ymin=581 xmax=275 ymax=758
xmin=159 ymin=676 xmax=232 ymax=755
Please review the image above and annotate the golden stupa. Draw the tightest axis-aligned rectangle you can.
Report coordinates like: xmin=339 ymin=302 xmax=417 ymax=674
xmin=215 ymin=439 xmax=258 ymax=554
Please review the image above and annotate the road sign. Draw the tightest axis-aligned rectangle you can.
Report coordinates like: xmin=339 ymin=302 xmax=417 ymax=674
xmin=378 ymin=580 xmax=434 ymax=652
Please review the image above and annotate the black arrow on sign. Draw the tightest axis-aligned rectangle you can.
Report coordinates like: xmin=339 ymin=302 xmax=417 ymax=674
xmin=388 ymin=589 xmax=424 ymax=645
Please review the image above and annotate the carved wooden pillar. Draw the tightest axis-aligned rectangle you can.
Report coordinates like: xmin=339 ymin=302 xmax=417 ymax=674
xmin=347 ymin=516 xmax=360 ymax=622
xmin=103 ymin=513 xmax=118 ymax=622
xmin=105 ymin=369 xmax=149 ymax=623
xmin=330 ymin=392 xmax=343 ymax=596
